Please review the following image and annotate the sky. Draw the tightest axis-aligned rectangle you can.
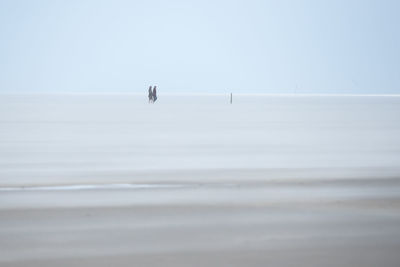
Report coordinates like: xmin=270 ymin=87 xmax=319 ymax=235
xmin=0 ymin=0 xmax=399 ymax=94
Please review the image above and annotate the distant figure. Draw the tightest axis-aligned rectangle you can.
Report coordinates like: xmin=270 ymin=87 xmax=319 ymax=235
xmin=152 ymin=86 xmax=157 ymax=102
xmin=148 ymin=86 xmax=153 ymax=103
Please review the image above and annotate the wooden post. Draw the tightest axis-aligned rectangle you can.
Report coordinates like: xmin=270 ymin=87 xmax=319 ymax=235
xmin=230 ymin=93 xmax=232 ymax=104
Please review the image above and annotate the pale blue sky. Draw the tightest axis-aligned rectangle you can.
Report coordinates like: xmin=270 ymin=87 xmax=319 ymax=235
xmin=0 ymin=0 xmax=399 ymax=94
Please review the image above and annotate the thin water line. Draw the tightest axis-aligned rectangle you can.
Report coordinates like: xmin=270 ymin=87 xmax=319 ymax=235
xmin=0 ymin=183 xmax=191 ymax=192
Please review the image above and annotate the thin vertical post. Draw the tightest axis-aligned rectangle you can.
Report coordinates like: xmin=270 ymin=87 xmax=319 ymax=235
xmin=230 ymin=93 xmax=232 ymax=104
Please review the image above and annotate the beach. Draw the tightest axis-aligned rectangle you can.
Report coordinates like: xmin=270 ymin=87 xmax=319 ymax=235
xmin=1 ymin=94 xmax=400 ymax=266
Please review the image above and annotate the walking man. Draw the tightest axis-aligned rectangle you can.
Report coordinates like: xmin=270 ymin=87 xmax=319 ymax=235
xmin=148 ymin=86 xmax=153 ymax=103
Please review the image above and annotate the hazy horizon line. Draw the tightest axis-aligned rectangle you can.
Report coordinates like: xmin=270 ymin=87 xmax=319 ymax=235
xmin=1 ymin=92 xmax=400 ymax=97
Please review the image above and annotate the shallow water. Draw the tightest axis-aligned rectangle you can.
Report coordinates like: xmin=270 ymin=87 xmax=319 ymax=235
xmin=1 ymin=94 xmax=400 ymax=186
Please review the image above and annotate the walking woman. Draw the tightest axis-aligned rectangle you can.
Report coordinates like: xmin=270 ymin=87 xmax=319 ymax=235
xmin=152 ymin=86 xmax=157 ymax=102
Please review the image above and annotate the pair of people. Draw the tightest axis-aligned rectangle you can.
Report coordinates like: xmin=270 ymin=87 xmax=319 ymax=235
xmin=148 ymin=86 xmax=157 ymax=103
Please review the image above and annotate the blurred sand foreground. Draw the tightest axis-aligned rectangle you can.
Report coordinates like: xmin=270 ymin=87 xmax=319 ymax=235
xmin=1 ymin=94 xmax=400 ymax=266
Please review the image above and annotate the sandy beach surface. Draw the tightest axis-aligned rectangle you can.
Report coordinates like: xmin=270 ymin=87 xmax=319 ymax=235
xmin=1 ymin=94 xmax=400 ymax=266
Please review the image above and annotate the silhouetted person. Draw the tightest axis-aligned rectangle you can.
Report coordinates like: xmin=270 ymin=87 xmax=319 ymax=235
xmin=152 ymin=86 xmax=157 ymax=102
xmin=148 ymin=86 xmax=153 ymax=103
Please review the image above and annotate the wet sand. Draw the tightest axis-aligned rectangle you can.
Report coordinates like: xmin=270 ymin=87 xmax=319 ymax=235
xmin=1 ymin=94 xmax=400 ymax=266
xmin=2 ymin=168 xmax=400 ymax=267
